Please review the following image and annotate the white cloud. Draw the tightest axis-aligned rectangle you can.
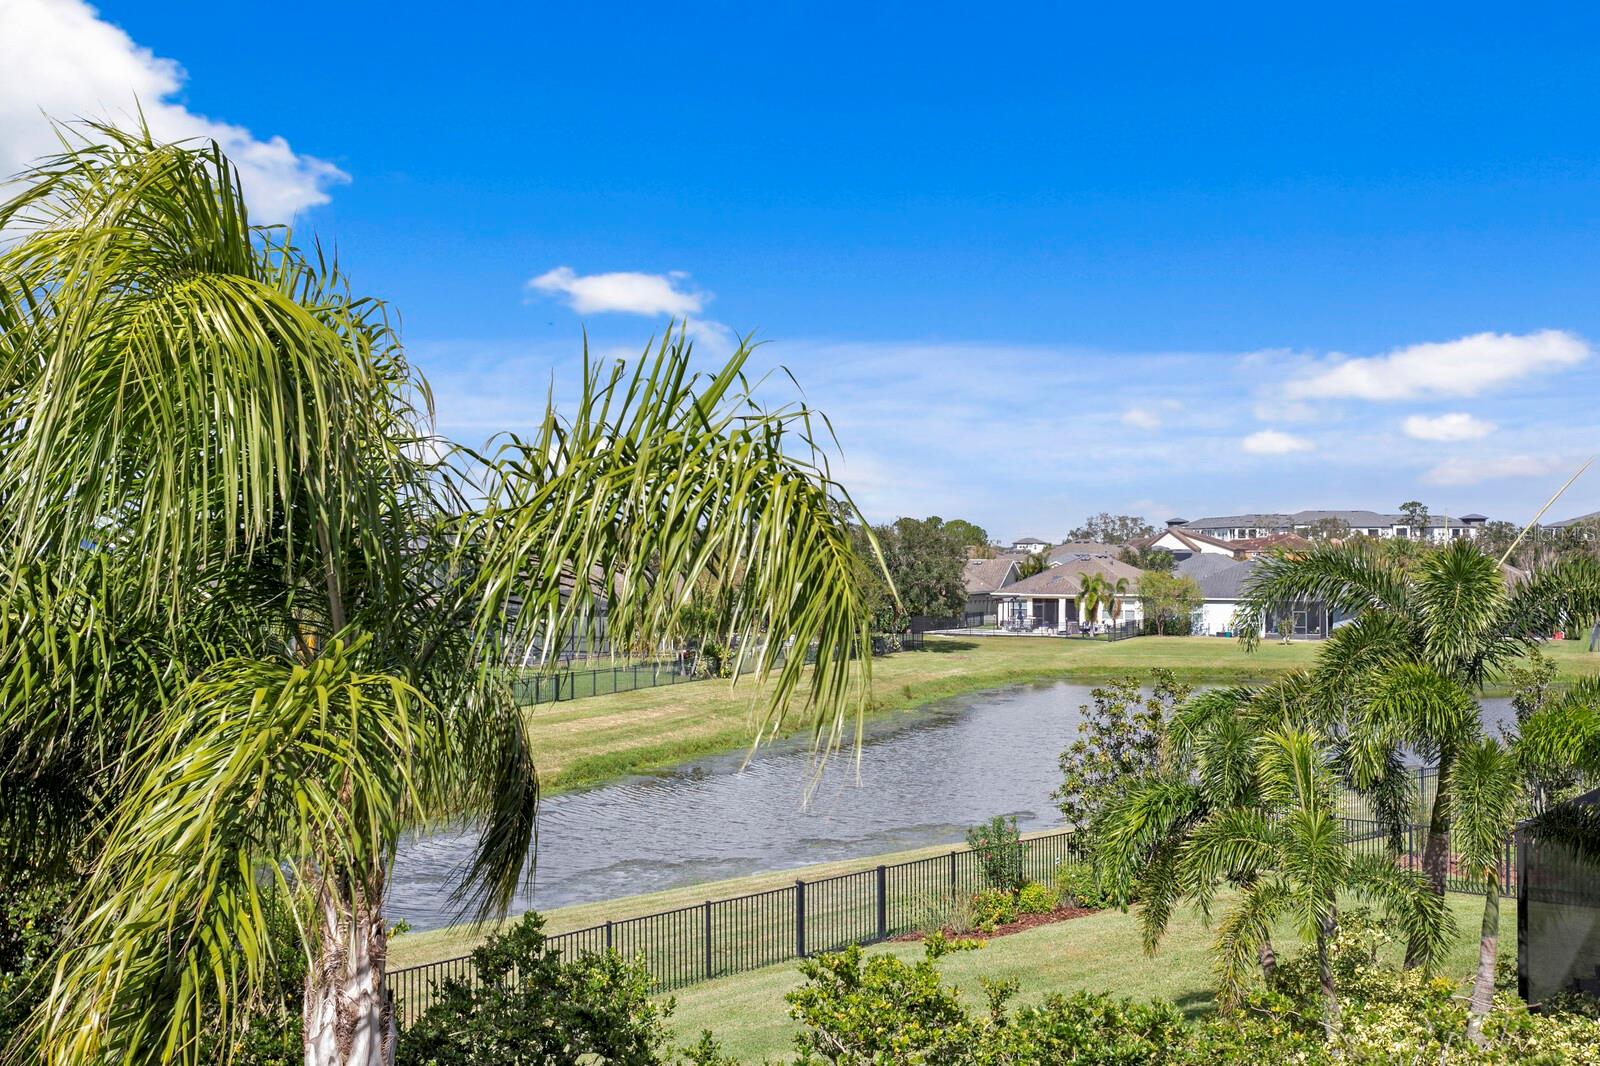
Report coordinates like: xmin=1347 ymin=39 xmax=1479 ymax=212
xmin=0 ymin=0 xmax=346 ymax=222
xmin=1242 ymin=429 xmax=1313 ymax=455
xmin=1402 ymin=412 xmax=1495 ymax=442
xmin=1424 ymin=454 xmax=1569 ymax=486
xmin=529 ymin=266 xmax=707 ymax=316
xmin=1121 ymin=407 xmax=1160 ymax=429
xmin=1284 ymin=330 xmax=1590 ymax=401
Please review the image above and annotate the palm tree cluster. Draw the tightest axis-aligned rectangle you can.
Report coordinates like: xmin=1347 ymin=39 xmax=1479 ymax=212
xmin=1096 ymin=537 xmax=1600 ymax=1045
xmin=0 ymin=127 xmax=880 ymax=1065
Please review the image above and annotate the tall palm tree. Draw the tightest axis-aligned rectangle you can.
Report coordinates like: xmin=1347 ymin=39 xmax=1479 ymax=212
xmin=0 ymin=127 xmax=879 ymax=1066
xmin=1237 ymin=539 xmax=1600 ymax=964
xmin=1449 ymin=737 xmax=1520 ymax=1046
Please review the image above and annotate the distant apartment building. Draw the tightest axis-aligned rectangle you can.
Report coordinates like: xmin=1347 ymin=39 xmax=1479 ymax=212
xmin=1172 ymin=510 xmax=1489 ymax=544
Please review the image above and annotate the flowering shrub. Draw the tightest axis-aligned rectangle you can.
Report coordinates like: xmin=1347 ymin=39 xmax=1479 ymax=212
xmin=968 ymin=888 xmax=1017 ymax=931
xmin=1016 ymin=881 xmax=1058 ymax=914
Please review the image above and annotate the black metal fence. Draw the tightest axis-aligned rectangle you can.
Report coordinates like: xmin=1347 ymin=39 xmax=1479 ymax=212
xmin=388 ymin=828 xmax=1088 ymax=1028
xmin=511 ymin=632 xmax=926 ymax=706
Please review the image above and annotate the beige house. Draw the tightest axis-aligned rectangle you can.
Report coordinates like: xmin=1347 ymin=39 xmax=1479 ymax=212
xmin=963 ymin=555 xmax=1021 ymax=621
xmin=992 ymin=556 xmax=1144 ymax=633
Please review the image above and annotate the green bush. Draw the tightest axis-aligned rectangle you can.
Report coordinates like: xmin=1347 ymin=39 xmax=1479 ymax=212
xmin=782 ymin=929 xmax=1600 ymax=1064
xmin=968 ymin=888 xmax=1017 ymax=932
xmin=964 ymin=815 xmax=1026 ymax=892
xmin=1016 ymin=880 xmax=1058 ymax=915
xmin=398 ymin=913 xmax=676 ymax=1066
xmin=907 ymin=890 xmax=979 ymax=937
xmin=1055 ymin=860 xmax=1120 ymax=909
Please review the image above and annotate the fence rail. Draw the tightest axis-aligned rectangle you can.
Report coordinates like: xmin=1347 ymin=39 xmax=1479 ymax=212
xmin=510 ymin=632 xmax=926 ymax=706
xmin=386 ymin=811 xmax=1507 ymax=1028
xmin=389 ymin=828 xmax=1087 ymax=1028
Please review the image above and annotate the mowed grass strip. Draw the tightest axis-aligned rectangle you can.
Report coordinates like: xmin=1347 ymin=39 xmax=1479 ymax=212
xmin=659 ymin=892 xmax=1501 ymax=1063
xmin=389 ymin=829 xmax=1074 ymax=970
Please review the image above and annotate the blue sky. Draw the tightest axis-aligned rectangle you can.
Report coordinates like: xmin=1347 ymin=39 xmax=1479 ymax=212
xmin=7 ymin=1 xmax=1600 ymax=539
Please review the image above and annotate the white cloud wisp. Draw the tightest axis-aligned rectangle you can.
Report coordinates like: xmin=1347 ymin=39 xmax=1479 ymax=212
xmin=1402 ymin=412 xmax=1495 ymax=441
xmin=1284 ymin=330 xmax=1590 ymax=402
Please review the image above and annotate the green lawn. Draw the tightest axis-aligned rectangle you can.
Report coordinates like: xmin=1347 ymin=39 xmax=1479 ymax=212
xmin=523 ymin=635 xmax=1321 ymax=795
xmin=660 ymin=892 xmax=1501 ymax=1062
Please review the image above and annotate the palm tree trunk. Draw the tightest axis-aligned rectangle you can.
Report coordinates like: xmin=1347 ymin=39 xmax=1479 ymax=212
xmin=1407 ymin=748 xmax=1454 ymax=968
xmin=1467 ymin=872 xmax=1500 ymax=1047
xmin=1258 ymin=937 xmax=1277 ymax=979
xmin=304 ymin=874 xmax=397 ymax=1066
xmin=1318 ymin=914 xmax=1340 ymax=1048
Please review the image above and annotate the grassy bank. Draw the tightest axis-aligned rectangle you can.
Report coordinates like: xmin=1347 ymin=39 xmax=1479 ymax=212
xmin=525 ymin=635 xmax=1319 ymax=795
xmin=662 ymin=891 xmax=1501 ymax=1061
xmin=524 ymin=635 xmax=1600 ymax=796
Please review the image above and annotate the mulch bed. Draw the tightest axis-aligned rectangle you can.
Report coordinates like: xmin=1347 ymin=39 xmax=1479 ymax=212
xmin=891 ymin=904 xmax=1098 ymax=943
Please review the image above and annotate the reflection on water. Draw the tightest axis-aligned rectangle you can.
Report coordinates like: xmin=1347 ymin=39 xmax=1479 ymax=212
xmin=387 ymin=679 xmax=1516 ymax=931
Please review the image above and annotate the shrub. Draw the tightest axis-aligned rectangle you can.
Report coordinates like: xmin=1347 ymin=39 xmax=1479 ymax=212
xmin=968 ymin=888 xmax=1017 ymax=932
xmin=1055 ymin=860 xmax=1120 ymax=910
xmin=999 ymin=991 xmax=1189 ymax=1064
xmin=786 ymin=935 xmax=987 ymax=1063
xmin=965 ymin=815 xmax=1026 ymax=892
xmin=1017 ymin=880 xmax=1058 ymax=915
xmin=907 ymin=890 xmax=979 ymax=937
xmin=398 ymin=912 xmax=675 ymax=1066
xmin=1054 ymin=672 xmax=1191 ymax=830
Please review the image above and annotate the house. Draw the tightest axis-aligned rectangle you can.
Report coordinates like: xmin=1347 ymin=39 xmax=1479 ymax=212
xmin=1137 ymin=522 xmax=1236 ymax=561
xmin=1009 ymin=536 xmax=1052 ymax=553
xmin=992 ymin=557 xmax=1144 ymax=633
xmin=963 ymin=555 xmax=1020 ymax=622
xmin=1179 ymin=509 xmax=1490 ymax=544
xmin=1177 ymin=555 xmax=1258 ymax=636
xmin=1176 ymin=554 xmax=1335 ymax=638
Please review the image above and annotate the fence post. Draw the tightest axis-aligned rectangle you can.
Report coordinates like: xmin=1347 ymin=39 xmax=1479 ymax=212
xmin=876 ymin=865 xmax=887 ymax=940
xmin=794 ymin=879 xmax=806 ymax=958
xmin=703 ymin=900 xmax=713 ymax=980
xmin=605 ymin=919 xmax=613 ymax=950
xmin=949 ymin=850 xmax=957 ymax=890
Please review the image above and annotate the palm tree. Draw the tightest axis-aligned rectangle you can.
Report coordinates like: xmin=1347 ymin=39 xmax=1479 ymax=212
xmin=1179 ymin=730 xmax=1450 ymax=1035
xmin=1237 ymin=539 xmax=1600 ymax=964
xmin=1105 ymin=575 xmax=1131 ymax=626
xmin=1077 ymin=571 xmax=1111 ymax=626
xmin=0 ymin=127 xmax=878 ymax=1066
xmin=1449 ymin=738 xmax=1520 ymax=1046
xmin=1018 ymin=549 xmax=1049 ymax=579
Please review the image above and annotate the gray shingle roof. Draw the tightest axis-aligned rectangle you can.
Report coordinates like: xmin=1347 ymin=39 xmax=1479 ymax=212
xmin=995 ymin=557 xmax=1144 ymax=597
xmin=963 ymin=556 xmax=1020 ymax=594
xmin=1175 ymin=555 xmax=1256 ymax=600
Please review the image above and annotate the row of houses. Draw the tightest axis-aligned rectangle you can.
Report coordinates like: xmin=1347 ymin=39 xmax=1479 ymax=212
xmin=979 ymin=506 xmax=1504 ymax=638
xmin=965 ymin=547 xmax=1321 ymax=638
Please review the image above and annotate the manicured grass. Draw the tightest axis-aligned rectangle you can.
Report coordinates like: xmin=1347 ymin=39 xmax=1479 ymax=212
xmin=523 ymin=635 xmax=1600 ymax=797
xmin=660 ymin=892 xmax=1502 ymax=1062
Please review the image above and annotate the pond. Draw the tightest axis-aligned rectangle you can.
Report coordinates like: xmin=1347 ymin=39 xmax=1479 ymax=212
xmin=387 ymin=679 xmax=1516 ymax=931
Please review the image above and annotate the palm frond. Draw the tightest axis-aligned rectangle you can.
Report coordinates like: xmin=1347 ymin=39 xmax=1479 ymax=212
xmin=463 ymin=333 xmax=876 ymax=765
xmin=1236 ymin=542 xmax=1411 ymax=650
